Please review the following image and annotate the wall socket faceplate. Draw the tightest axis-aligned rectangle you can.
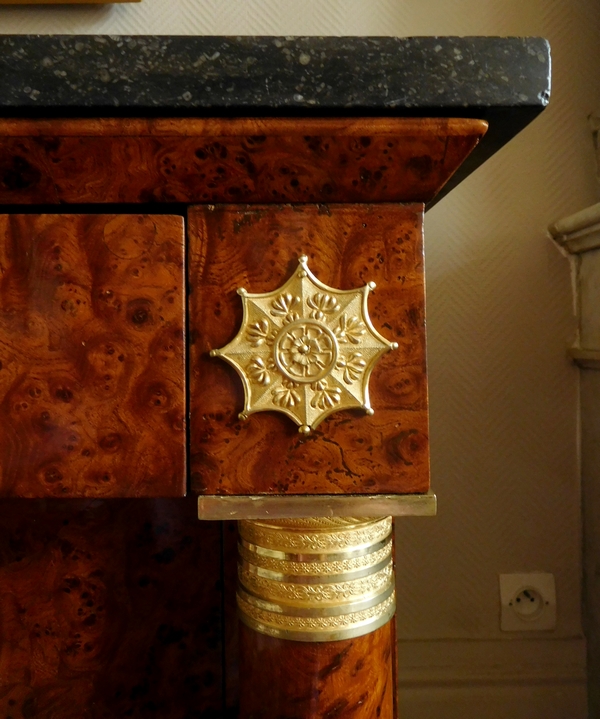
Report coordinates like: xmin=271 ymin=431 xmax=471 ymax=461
xmin=499 ymin=573 xmax=557 ymax=631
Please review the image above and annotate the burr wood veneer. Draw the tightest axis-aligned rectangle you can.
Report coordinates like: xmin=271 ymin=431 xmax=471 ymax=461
xmin=189 ymin=203 xmax=429 ymax=496
xmin=0 ymin=116 xmax=487 ymax=501
xmin=0 ymin=498 xmax=225 ymax=719
xmin=0 ymin=118 xmax=487 ymax=206
xmin=0 ymin=214 xmax=186 ymax=498
xmin=239 ymin=621 xmax=396 ymax=719
xmin=0 ymin=115 xmax=488 ymax=718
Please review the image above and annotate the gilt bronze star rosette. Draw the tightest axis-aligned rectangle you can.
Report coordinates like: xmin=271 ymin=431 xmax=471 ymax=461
xmin=210 ymin=256 xmax=398 ymax=433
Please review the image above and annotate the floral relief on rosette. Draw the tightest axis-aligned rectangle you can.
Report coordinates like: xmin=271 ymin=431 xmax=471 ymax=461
xmin=247 ymin=319 xmax=274 ymax=348
xmin=247 ymin=357 xmax=272 ymax=387
xmin=210 ymin=256 xmax=398 ymax=433
xmin=272 ymin=380 xmax=302 ymax=409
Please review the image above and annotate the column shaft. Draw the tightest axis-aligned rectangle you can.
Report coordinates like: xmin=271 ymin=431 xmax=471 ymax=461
xmin=236 ymin=517 xmax=396 ymax=718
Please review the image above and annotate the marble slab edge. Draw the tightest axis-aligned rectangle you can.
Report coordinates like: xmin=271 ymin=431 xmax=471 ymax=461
xmin=197 ymin=493 xmax=438 ymax=520
xmin=0 ymin=36 xmax=549 ymax=112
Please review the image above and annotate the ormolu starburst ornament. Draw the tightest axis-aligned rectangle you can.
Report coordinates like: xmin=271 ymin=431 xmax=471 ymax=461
xmin=210 ymin=256 xmax=398 ymax=434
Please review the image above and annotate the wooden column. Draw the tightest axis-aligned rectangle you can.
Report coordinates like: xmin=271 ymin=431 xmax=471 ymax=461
xmin=237 ymin=518 xmax=396 ymax=719
xmin=182 ymin=118 xmax=486 ymax=715
xmin=239 ymin=623 xmax=395 ymax=718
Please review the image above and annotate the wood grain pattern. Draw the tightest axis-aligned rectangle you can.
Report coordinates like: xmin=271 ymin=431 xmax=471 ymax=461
xmin=0 ymin=497 xmax=223 ymax=719
xmin=223 ymin=521 xmax=241 ymax=717
xmin=0 ymin=214 xmax=185 ymax=497
xmin=189 ymin=203 xmax=429 ymax=496
xmin=239 ymin=621 xmax=395 ymax=719
xmin=0 ymin=118 xmax=487 ymax=205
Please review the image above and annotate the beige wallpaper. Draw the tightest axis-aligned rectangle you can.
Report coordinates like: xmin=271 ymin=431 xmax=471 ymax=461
xmin=1 ymin=0 xmax=598 ymax=653
xmin=0 ymin=0 xmax=565 ymax=36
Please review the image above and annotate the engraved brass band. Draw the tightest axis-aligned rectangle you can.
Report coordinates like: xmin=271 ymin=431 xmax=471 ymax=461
xmin=238 ymin=516 xmax=392 ymax=553
xmin=237 ymin=516 xmax=395 ymax=642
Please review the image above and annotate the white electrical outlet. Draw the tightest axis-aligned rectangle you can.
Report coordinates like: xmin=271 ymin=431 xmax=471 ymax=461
xmin=499 ymin=573 xmax=556 ymax=631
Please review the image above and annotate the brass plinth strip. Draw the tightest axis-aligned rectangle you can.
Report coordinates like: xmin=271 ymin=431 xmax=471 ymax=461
xmin=237 ymin=516 xmax=395 ymax=642
xmin=197 ymin=492 xmax=437 ymax=520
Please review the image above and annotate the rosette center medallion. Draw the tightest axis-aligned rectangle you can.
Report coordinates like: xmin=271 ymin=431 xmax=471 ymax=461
xmin=210 ymin=256 xmax=397 ymax=433
xmin=274 ymin=320 xmax=338 ymax=382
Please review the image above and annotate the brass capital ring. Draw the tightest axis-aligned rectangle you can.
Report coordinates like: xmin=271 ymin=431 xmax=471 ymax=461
xmin=237 ymin=516 xmax=395 ymax=642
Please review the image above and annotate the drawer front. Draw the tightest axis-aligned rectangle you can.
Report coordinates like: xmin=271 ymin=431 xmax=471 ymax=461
xmin=0 ymin=214 xmax=186 ymax=497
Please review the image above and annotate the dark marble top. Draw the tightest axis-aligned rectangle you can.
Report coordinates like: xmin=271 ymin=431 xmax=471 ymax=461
xmin=0 ymin=35 xmax=551 ymax=203
xmin=0 ymin=35 xmax=549 ymax=113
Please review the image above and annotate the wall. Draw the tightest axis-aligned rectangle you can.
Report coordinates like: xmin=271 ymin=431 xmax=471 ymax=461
xmin=548 ymin=199 xmax=600 ymax=718
xmin=582 ymin=366 xmax=600 ymax=718
xmin=579 ymin=122 xmax=600 ymax=719
xmin=1 ymin=0 xmax=599 ymax=716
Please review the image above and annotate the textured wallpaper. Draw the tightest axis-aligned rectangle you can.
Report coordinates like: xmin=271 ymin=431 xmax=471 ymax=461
xmin=0 ymin=0 xmax=598 ymax=646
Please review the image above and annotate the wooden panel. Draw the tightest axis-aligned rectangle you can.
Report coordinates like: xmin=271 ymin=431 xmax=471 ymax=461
xmin=0 ymin=498 xmax=222 ymax=718
xmin=189 ymin=204 xmax=429 ymax=496
xmin=239 ymin=621 xmax=395 ymax=719
xmin=223 ymin=522 xmax=240 ymax=717
xmin=0 ymin=118 xmax=487 ymax=205
xmin=0 ymin=214 xmax=185 ymax=497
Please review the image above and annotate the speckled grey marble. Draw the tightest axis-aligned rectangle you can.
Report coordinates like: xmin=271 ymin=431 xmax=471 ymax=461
xmin=0 ymin=35 xmax=550 ymax=113
xmin=0 ymin=35 xmax=551 ymax=203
